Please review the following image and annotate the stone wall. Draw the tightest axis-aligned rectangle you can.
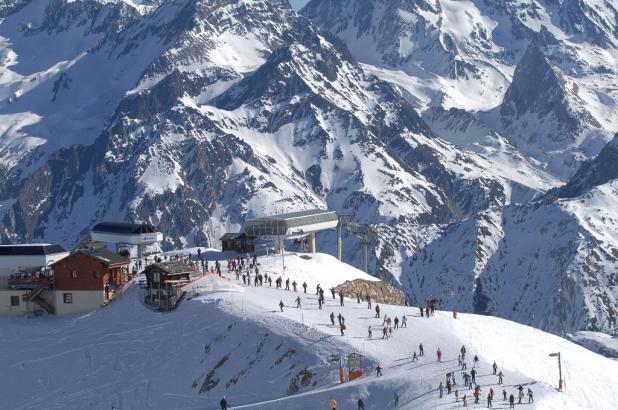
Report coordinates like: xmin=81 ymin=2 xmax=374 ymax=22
xmin=335 ymin=279 xmax=406 ymax=306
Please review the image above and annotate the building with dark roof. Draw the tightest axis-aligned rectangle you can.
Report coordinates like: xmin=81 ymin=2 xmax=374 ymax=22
xmin=51 ymin=249 xmax=131 ymax=315
xmin=244 ymin=209 xmax=338 ymax=253
xmin=90 ymin=221 xmax=163 ymax=258
xmin=143 ymin=262 xmax=193 ymax=311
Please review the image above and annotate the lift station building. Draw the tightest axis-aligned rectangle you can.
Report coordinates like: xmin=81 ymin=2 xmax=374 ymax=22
xmin=244 ymin=209 xmax=338 ymax=253
xmin=90 ymin=222 xmax=163 ymax=258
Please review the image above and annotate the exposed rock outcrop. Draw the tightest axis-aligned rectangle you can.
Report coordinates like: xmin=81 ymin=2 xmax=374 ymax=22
xmin=335 ymin=279 xmax=406 ymax=306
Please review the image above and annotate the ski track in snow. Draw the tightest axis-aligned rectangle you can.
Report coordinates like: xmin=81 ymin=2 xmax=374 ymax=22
xmin=1 ymin=252 xmax=617 ymax=410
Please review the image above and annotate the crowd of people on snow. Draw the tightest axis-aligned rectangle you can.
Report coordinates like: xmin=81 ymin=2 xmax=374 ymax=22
xmin=211 ymin=253 xmax=539 ymax=410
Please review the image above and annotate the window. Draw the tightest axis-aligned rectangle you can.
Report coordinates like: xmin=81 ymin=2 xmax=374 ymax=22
xmin=10 ymin=296 xmax=19 ymax=306
xmin=63 ymin=293 xmax=73 ymax=304
xmin=70 ymin=270 xmax=78 ymax=279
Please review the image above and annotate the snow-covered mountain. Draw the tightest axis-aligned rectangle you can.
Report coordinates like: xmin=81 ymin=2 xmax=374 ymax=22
xmin=0 ymin=0 xmax=615 ymax=346
xmin=0 ymin=0 xmax=525 ymax=247
xmin=302 ymin=0 xmax=618 ymax=179
xmin=2 ymin=252 xmax=617 ymax=409
xmin=403 ymin=136 xmax=618 ymax=336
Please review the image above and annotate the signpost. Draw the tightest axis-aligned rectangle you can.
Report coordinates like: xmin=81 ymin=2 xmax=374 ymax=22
xmin=347 ymin=353 xmax=364 ymax=381
xmin=549 ymin=352 xmax=563 ymax=391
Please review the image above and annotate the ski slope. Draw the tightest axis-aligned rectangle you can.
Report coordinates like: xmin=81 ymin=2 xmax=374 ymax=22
xmin=1 ymin=252 xmax=616 ymax=410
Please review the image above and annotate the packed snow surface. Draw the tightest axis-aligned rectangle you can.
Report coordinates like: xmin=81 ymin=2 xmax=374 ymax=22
xmin=1 ymin=252 xmax=616 ymax=409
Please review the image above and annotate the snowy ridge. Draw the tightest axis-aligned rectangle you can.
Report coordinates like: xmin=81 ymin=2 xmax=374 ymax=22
xmin=1 ymin=253 xmax=617 ymax=409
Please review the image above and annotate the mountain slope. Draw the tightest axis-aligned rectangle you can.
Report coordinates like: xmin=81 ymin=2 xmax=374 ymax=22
xmin=302 ymin=0 xmax=618 ymax=180
xmin=1 ymin=252 xmax=617 ymax=409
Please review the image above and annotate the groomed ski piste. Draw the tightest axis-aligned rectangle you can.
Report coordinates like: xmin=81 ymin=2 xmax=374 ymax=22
xmin=1 ymin=251 xmax=617 ymax=410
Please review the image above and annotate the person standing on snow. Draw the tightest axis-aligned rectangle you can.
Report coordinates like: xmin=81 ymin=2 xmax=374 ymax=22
xmin=357 ymin=398 xmax=365 ymax=410
xmin=473 ymin=354 xmax=479 ymax=368
xmin=497 ymin=371 xmax=504 ymax=384
xmin=401 ymin=315 xmax=407 ymax=328
xmin=439 ymin=382 xmax=444 ymax=398
xmin=394 ymin=391 xmax=399 ymax=406
xmin=487 ymin=392 xmax=493 ymax=408
xmin=330 ymin=287 xmax=336 ymax=299
xmin=302 ymin=282 xmax=307 ymax=293
xmin=330 ymin=312 xmax=336 ymax=326
xmin=509 ymin=394 xmax=515 ymax=409
xmin=470 ymin=368 xmax=477 ymax=384
xmin=285 ymin=278 xmax=290 ymax=290
xmin=292 ymin=280 xmax=297 ymax=292
xmin=368 ymin=326 xmax=372 ymax=338
xmin=295 ymin=296 xmax=301 ymax=308
xmin=366 ymin=295 xmax=372 ymax=309
xmin=339 ymin=291 xmax=344 ymax=306
xmin=220 ymin=397 xmax=228 ymax=410
xmin=527 ymin=388 xmax=534 ymax=403
xmin=492 ymin=361 xmax=498 ymax=375
xmin=460 ymin=345 xmax=466 ymax=361
xmin=279 ymin=300 xmax=284 ymax=312
xmin=412 ymin=351 xmax=418 ymax=361
xmin=502 ymin=389 xmax=507 ymax=401
xmin=437 ymin=348 xmax=442 ymax=362
xmin=394 ymin=316 xmax=400 ymax=329
xmin=339 ymin=323 xmax=346 ymax=336
xmin=376 ymin=365 xmax=383 ymax=377
xmin=419 ymin=343 xmax=424 ymax=356
xmin=375 ymin=304 xmax=381 ymax=318
xmin=517 ymin=385 xmax=524 ymax=404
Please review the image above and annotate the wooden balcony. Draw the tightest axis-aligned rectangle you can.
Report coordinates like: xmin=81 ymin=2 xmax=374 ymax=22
xmin=7 ymin=277 xmax=54 ymax=290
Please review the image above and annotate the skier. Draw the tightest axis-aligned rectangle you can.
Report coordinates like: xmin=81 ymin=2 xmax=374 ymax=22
xmin=471 ymin=368 xmax=477 ymax=384
xmin=509 ymin=394 xmax=515 ymax=409
xmin=285 ymin=278 xmax=290 ymax=290
xmin=401 ymin=315 xmax=407 ymax=328
xmin=302 ymin=282 xmax=307 ymax=293
xmin=502 ymin=389 xmax=507 ymax=401
xmin=452 ymin=371 xmax=457 ymax=385
xmin=462 ymin=394 xmax=467 ymax=407
xmin=220 ymin=397 xmax=228 ymax=410
xmin=394 ymin=316 xmax=399 ymax=329
xmin=492 ymin=362 xmax=498 ymax=375
xmin=330 ymin=312 xmax=336 ymax=326
xmin=498 ymin=371 xmax=504 ymax=384
xmin=463 ymin=372 xmax=470 ymax=388
xmin=339 ymin=291 xmax=344 ymax=306
xmin=376 ymin=364 xmax=383 ymax=377
xmin=330 ymin=287 xmax=336 ymax=299
xmin=412 ymin=351 xmax=418 ymax=361
xmin=527 ymin=388 xmax=534 ymax=403
xmin=366 ymin=294 xmax=372 ymax=309
xmin=447 ymin=379 xmax=452 ymax=394
xmin=292 ymin=280 xmax=297 ymax=292
xmin=473 ymin=354 xmax=479 ymax=368
xmin=419 ymin=343 xmax=424 ymax=356
xmin=268 ymin=276 xmax=272 ymax=287
xmin=295 ymin=296 xmax=301 ymax=308
xmin=279 ymin=300 xmax=284 ymax=312
xmin=337 ymin=313 xmax=344 ymax=326
xmin=452 ymin=306 xmax=457 ymax=319
xmin=420 ymin=306 xmax=424 ymax=317
xmin=357 ymin=398 xmax=365 ymax=410
xmin=330 ymin=398 xmax=337 ymax=410
xmin=437 ymin=348 xmax=442 ymax=362
xmin=368 ymin=326 xmax=372 ymax=338
xmin=394 ymin=391 xmax=399 ymax=406
xmin=473 ymin=386 xmax=481 ymax=404
xmin=460 ymin=345 xmax=467 ymax=361
xmin=318 ymin=296 xmax=323 ymax=310
xmin=375 ymin=304 xmax=381 ymax=318
xmin=439 ymin=382 xmax=444 ymax=398
xmin=517 ymin=385 xmax=524 ymax=404
xmin=487 ymin=392 xmax=493 ymax=408
xmin=455 ymin=389 xmax=459 ymax=403
xmin=382 ymin=327 xmax=388 ymax=339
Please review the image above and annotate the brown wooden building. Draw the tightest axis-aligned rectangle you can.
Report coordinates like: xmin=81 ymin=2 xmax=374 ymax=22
xmin=143 ymin=262 xmax=192 ymax=311
xmin=52 ymin=248 xmax=130 ymax=314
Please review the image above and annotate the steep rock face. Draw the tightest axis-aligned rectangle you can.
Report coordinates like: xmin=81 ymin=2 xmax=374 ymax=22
xmin=404 ymin=185 xmax=618 ymax=335
xmin=553 ymin=134 xmax=618 ymax=198
xmin=0 ymin=0 xmax=511 ymax=253
xmin=302 ymin=0 xmax=618 ymax=180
